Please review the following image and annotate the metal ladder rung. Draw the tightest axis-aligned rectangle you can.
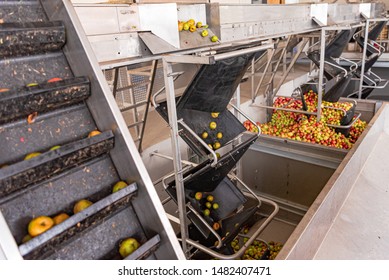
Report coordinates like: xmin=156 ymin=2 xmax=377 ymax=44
xmin=120 ymin=101 xmax=148 ymax=112
xmin=127 ymin=120 xmax=144 ymax=129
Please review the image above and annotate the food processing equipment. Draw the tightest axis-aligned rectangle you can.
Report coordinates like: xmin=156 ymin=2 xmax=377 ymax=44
xmin=0 ymin=0 xmax=184 ymax=260
xmin=1 ymin=0 xmax=388 ymax=260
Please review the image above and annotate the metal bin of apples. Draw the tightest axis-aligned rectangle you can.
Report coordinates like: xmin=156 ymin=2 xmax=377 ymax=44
xmin=244 ymin=90 xmax=366 ymax=150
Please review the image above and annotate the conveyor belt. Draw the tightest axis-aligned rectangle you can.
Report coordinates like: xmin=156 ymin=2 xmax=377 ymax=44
xmin=0 ymin=0 xmax=177 ymax=260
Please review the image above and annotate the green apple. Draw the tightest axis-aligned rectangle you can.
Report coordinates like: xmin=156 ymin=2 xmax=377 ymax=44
xmin=211 ymin=35 xmax=218 ymax=42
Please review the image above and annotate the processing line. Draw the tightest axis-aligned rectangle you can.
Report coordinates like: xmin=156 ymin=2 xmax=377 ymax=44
xmin=0 ymin=0 xmax=184 ymax=260
xmin=1 ymin=0 xmax=388 ymax=260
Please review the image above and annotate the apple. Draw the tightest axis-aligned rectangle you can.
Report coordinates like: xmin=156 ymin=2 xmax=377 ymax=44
xmin=183 ymin=23 xmax=190 ymax=31
xmin=52 ymin=213 xmax=70 ymax=225
xmin=206 ymin=195 xmax=214 ymax=202
xmin=194 ymin=192 xmax=202 ymax=200
xmin=247 ymin=91 xmax=365 ymax=150
xmin=203 ymin=209 xmax=210 ymax=216
xmin=201 ymin=29 xmax=208 ymax=37
xmin=112 ymin=181 xmax=128 ymax=193
xmin=201 ymin=131 xmax=208 ymax=139
xmin=209 ymin=121 xmax=217 ymax=130
xmin=211 ymin=112 xmax=219 ymax=118
xmin=196 ymin=21 xmax=203 ymax=28
xmin=212 ymin=203 xmax=219 ymax=210
xmin=178 ymin=21 xmax=184 ymax=32
xmin=212 ymin=222 xmax=220 ymax=231
xmin=0 ymin=88 xmax=9 ymax=93
xmin=47 ymin=77 xmax=62 ymax=83
xmin=119 ymin=237 xmax=140 ymax=258
xmin=49 ymin=145 xmax=61 ymax=151
xmin=26 ymin=82 xmax=38 ymax=87
xmin=216 ymin=132 xmax=223 ymax=139
xmin=213 ymin=141 xmax=221 ymax=150
xmin=211 ymin=35 xmax=219 ymax=42
xmin=88 ymin=130 xmax=101 ymax=137
xmin=22 ymin=234 xmax=32 ymax=243
xmin=207 ymin=144 xmax=213 ymax=150
xmin=189 ymin=25 xmax=196 ymax=32
xmin=187 ymin=19 xmax=195 ymax=26
xmin=28 ymin=216 xmax=54 ymax=237
xmin=73 ymin=199 xmax=93 ymax=214
xmin=205 ymin=201 xmax=212 ymax=209
xmin=24 ymin=152 xmax=41 ymax=160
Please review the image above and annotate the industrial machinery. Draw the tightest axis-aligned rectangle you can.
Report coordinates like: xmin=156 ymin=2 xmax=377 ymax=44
xmin=0 ymin=0 xmax=183 ymax=260
xmin=1 ymin=0 xmax=389 ymax=260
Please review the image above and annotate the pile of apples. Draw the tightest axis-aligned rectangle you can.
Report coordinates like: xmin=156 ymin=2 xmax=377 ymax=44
xmin=244 ymin=90 xmax=367 ymax=149
xmin=230 ymin=237 xmax=283 ymax=260
xmin=178 ymin=18 xmax=218 ymax=42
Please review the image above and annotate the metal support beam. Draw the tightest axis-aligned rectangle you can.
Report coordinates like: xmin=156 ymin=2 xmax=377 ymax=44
xmin=358 ymin=19 xmax=370 ymax=99
xmin=161 ymin=58 xmax=189 ymax=258
xmin=317 ymin=28 xmax=326 ymax=121
xmin=273 ymin=38 xmax=310 ymax=96
xmin=138 ymin=60 xmax=158 ymax=153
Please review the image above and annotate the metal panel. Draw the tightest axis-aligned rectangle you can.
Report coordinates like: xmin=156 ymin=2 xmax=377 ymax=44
xmin=74 ymin=4 xmax=139 ymax=35
xmin=88 ymin=33 xmax=141 ymax=62
xmin=241 ymin=150 xmax=335 ymax=207
xmin=138 ymin=3 xmax=180 ymax=48
xmin=278 ymin=102 xmax=389 ymax=260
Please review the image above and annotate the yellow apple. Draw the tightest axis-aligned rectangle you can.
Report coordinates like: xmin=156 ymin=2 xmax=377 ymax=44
xmin=52 ymin=213 xmax=70 ymax=225
xmin=178 ymin=21 xmax=183 ymax=32
xmin=209 ymin=121 xmax=217 ymax=130
xmin=28 ymin=216 xmax=54 ymax=237
xmin=119 ymin=237 xmax=140 ymax=258
xmin=22 ymin=234 xmax=32 ymax=243
xmin=211 ymin=112 xmax=219 ymax=118
xmin=213 ymin=141 xmax=221 ymax=150
xmin=88 ymin=130 xmax=101 ymax=138
xmin=187 ymin=19 xmax=195 ymax=26
xmin=24 ymin=152 xmax=41 ymax=160
xmin=201 ymin=131 xmax=208 ymax=139
xmin=73 ymin=199 xmax=93 ymax=214
xmin=49 ymin=145 xmax=61 ymax=151
xmin=216 ymin=132 xmax=223 ymax=139
xmin=112 ymin=181 xmax=128 ymax=193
